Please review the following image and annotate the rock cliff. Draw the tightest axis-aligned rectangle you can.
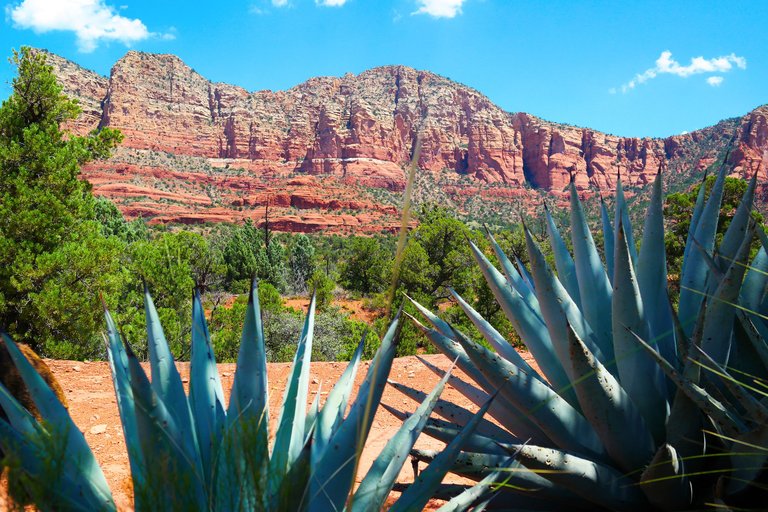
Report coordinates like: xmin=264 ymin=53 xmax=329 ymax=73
xmin=44 ymin=49 xmax=768 ymax=231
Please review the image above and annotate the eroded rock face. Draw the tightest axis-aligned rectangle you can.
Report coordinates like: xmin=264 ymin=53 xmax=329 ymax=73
xmin=45 ymin=49 xmax=768 ymax=231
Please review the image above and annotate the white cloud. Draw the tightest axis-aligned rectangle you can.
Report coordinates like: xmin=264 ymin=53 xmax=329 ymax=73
xmin=271 ymin=0 xmax=288 ymax=6
xmin=707 ymin=76 xmax=724 ymax=87
xmin=613 ymin=51 xmax=746 ymax=93
xmin=316 ymin=0 xmax=347 ymax=6
xmin=413 ymin=0 xmax=466 ymax=18
xmin=6 ymin=0 xmax=169 ymax=52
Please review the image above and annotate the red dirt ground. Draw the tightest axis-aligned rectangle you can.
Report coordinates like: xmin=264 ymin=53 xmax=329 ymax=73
xmin=24 ymin=352 xmax=537 ymax=511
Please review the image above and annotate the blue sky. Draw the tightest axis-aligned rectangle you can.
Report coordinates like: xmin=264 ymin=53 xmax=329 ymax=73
xmin=0 ymin=0 xmax=766 ymax=137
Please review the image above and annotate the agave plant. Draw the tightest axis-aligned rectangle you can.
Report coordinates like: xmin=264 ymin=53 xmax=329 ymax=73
xmin=402 ymin=165 xmax=768 ymax=510
xmin=0 ymin=280 xmax=503 ymax=511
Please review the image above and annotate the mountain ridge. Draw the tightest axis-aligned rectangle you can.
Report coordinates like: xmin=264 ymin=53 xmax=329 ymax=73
xmin=42 ymin=49 xmax=768 ymax=232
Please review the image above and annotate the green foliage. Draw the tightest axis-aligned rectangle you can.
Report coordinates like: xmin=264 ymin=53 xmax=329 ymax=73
xmin=306 ymin=269 xmax=335 ymax=311
xmin=400 ymin=204 xmax=475 ymax=300
xmin=0 ymin=48 xmax=122 ymax=356
xmin=339 ymin=237 xmax=390 ymax=294
xmin=288 ymin=234 xmax=316 ymax=293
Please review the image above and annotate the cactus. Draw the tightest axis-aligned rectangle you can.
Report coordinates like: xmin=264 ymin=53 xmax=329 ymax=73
xmin=405 ymin=166 xmax=768 ymax=510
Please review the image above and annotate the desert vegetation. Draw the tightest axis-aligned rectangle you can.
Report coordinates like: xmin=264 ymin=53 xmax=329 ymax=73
xmin=0 ymin=49 xmax=766 ymax=511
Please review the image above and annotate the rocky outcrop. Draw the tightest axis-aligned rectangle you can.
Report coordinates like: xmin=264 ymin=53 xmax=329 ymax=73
xmin=43 ymin=50 xmax=768 ymax=231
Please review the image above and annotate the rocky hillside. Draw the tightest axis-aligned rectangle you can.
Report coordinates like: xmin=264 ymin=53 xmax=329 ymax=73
xmin=45 ymin=49 xmax=768 ymax=232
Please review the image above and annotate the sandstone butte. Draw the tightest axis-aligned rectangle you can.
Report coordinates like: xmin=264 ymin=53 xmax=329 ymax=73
xmin=45 ymin=49 xmax=768 ymax=233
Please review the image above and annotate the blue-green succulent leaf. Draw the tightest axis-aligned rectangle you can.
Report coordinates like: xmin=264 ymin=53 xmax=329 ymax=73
xmin=389 ymin=393 xmax=496 ymax=512
xmin=600 ymin=194 xmax=615 ymax=284
xmin=638 ymin=443 xmax=693 ymax=510
xmin=143 ymin=287 xmax=198 ymax=460
xmin=349 ymin=361 xmax=456 ymax=511
xmin=525 ymin=224 xmax=607 ymax=390
xmin=448 ymin=288 xmax=544 ymax=381
xmin=307 ymin=312 xmax=400 ymax=511
xmin=467 ymin=239 xmax=572 ymax=395
xmin=271 ymin=292 xmax=316 ymax=493
xmin=566 ymin=323 xmax=655 ymax=472
xmin=545 ymin=204 xmax=583 ymax=307
xmin=313 ymin=331 xmax=365 ymax=461
xmin=612 ymin=218 xmax=669 ymax=442
xmin=0 ymin=333 xmax=116 ymax=511
xmin=637 ymin=170 xmax=677 ymax=369
xmin=679 ymin=164 xmax=727 ymax=336
xmin=510 ymin=443 xmax=648 ymax=511
xmin=569 ymin=179 xmax=614 ymax=358
xmin=189 ymin=289 xmax=226 ymax=488
xmin=453 ymin=326 xmax=606 ymax=460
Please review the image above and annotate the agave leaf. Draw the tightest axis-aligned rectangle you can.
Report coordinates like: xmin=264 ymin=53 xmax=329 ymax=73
xmin=413 ymin=417 xmax=512 ymax=455
xmin=684 ymin=170 xmax=710 ymax=258
xmin=717 ymin=171 xmax=757 ymax=272
xmin=701 ymin=222 xmax=755 ymax=365
xmin=407 ymin=310 xmax=493 ymax=392
xmin=613 ymin=176 xmax=638 ymax=267
xmin=406 ymin=292 xmax=455 ymax=338
xmin=276 ymin=435 xmax=313 ymax=512
xmin=484 ymin=229 xmax=539 ymax=306
xmin=734 ymin=309 xmax=768 ymax=375
xmin=435 ymin=460 xmax=513 ymax=512
xmin=637 ymin=170 xmax=677 ymax=368
xmin=638 ymin=443 xmax=693 ymax=510
xmin=143 ymin=287 xmax=198 ymax=460
xmin=452 ymin=325 xmax=606 ymax=459
xmin=447 ymin=288 xmax=545 ymax=382
xmin=466 ymin=240 xmax=572 ymax=395
xmin=227 ymin=279 xmax=269 ymax=425
xmin=722 ymin=425 xmax=768 ymax=496
xmin=123 ymin=337 xmax=206 ymax=509
xmin=679 ymin=164 xmax=727 ymax=336
xmin=514 ymin=254 xmax=536 ymax=294
xmin=568 ymin=179 xmax=614 ymax=358
xmin=740 ymin=248 xmax=768 ymax=312
xmin=565 ymin=323 xmax=655 ymax=472
xmin=307 ymin=312 xmax=401 ymax=511
xmin=546 ymin=203 xmax=583 ymax=306
xmin=612 ymin=218 xmax=668 ymax=442
xmin=189 ymin=289 xmax=226 ymax=488
xmin=349 ymin=360 xmax=456 ymax=511
xmin=270 ymin=292 xmax=316 ymax=493
xmin=416 ymin=355 xmax=491 ymax=406
xmin=389 ymin=392 xmax=496 ymax=512
xmin=410 ymin=449 xmax=510 ymax=479
xmin=630 ymin=329 xmax=747 ymax=436
xmin=0 ymin=412 xmax=107 ymax=512
xmin=0 ymin=333 xmax=117 ymax=511
xmin=524 ymin=224 xmax=607 ymax=387
xmin=386 ymin=379 xmax=519 ymax=443
xmin=312 ymin=332 xmax=365 ymax=461
xmin=693 ymin=346 xmax=768 ymax=425
xmin=509 ymin=443 xmax=647 ymax=511
xmin=600 ymin=194 xmax=615 ymax=284
xmin=413 ymin=355 xmax=532 ymax=438
xmin=103 ymin=311 xmax=146 ymax=496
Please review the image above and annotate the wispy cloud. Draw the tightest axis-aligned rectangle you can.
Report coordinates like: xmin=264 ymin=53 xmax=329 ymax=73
xmin=413 ymin=0 xmax=466 ymax=18
xmin=272 ymin=0 xmax=288 ymax=6
xmin=706 ymin=76 xmax=724 ymax=87
xmin=611 ymin=51 xmax=746 ymax=93
xmin=6 ymin=0 xmax=169 ymax=52
xmin=316 ymin=0 xmax=347 ymax=6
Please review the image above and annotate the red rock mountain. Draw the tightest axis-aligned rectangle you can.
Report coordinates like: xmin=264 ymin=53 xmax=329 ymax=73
xmin=47 ymin=50 xmax=768 ymax=232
